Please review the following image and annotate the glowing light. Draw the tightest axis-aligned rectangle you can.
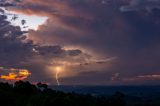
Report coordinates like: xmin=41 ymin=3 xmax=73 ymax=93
xmin=1 ymin=73 xmax=17 ymax=80
xmin=55 ymin=66 xmax=63 ymax=86
xmin=0 ymin=68 xmax=31 ymax=81
xmin=47 ymin=65 xmax=77 ymax=84
xmin=55 ymin=66 xmax=63 ymax=72
xmin=19 ymin=69 xmax=31 ymax=76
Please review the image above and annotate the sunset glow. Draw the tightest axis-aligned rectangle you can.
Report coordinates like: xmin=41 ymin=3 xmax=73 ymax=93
xmin=0 ymin=68 xmax=31 ymax=81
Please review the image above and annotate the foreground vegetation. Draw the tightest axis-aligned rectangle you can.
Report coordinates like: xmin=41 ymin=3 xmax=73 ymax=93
xmin=0 ymin=81 xmax=157 ymax=106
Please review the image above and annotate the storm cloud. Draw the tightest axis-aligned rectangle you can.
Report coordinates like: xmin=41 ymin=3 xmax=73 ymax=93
xmin=120 ymin=0 xmax=160 ymax=12
xmin=0 ymin=7 xmax=101 ymax=84
xmin=0 ymin=0 xmax=160 ymax=85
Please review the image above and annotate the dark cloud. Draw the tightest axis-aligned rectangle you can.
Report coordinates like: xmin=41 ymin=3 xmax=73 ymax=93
xmin=120 ymin=0 xmax=160 ymax=12
xmin=0 ymin=9 xmax=32 ymax=67
xmin=67 ymin=50 xmax=82 ymax=56
xmin=0 ymin=0 xmax=19 ymax=7
xmin=0 ymin=0 xmax=160 ymax=85
xmin=0 ymin=7 xmax=103 ymax=84
xmin=0 ymin=3 xmax=14 ymax=7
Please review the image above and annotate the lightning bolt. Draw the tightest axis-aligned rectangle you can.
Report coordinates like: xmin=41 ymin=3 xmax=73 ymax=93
xmin=55 ymin=70 xmax=60 ymax=86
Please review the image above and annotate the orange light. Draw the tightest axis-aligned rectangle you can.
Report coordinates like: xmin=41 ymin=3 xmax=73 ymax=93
xmin=19 ymin=69 xmax=31 ymax=76
xmin=0 ymin=69 xmax=31 ymax=81
xmin=55 ymin=66 xmax=63 ymax=72
xmin=1 ymin=73 xmax=17 ymax=80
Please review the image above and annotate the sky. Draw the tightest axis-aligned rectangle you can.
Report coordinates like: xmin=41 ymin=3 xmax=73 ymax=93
xmin=0 ymin=0 xmax=160 ymax=85
xmin=6 ymin=12 xmax=47 ymax=30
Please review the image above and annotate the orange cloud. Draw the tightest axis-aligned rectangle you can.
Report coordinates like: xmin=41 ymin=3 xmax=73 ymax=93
xmin=0 ymin=69 xmax=31 ymax=81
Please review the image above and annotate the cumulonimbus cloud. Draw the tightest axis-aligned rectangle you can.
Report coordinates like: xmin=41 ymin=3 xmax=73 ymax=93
xmin=1 ymin=0 xmax=160 ymax=85
xmin=0 ymin=6 xmax=113 ymax=83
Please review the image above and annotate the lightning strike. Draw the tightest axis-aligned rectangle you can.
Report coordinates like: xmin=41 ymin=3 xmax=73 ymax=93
xmin=55 ymin=66 xmax=62 ymax=86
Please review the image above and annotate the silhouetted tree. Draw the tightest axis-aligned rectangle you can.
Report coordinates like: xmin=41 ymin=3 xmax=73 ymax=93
xmin=37 ymin=82 xmax=48 ymax=90
xmin=0 ymin=81 xmax=157 ymax=106
xmin=14 ymin=81 xmax=37 ymax=95
xmin=108 ymin=91 xmax=126 ymax=106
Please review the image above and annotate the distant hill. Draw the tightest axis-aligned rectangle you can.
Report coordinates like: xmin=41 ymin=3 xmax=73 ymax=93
xmin=0 ymin=81 xmax=160 ymax=106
